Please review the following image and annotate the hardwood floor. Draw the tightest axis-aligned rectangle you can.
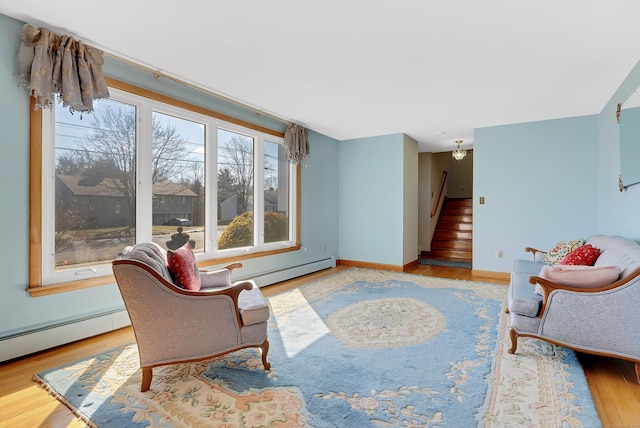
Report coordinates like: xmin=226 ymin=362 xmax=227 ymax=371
xmin=1 ymin=265 xmax=638 ymax=427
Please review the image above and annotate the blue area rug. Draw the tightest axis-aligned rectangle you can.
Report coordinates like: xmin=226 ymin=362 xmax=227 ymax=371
xmin=34 ymin=268 xmax=601 ymax=427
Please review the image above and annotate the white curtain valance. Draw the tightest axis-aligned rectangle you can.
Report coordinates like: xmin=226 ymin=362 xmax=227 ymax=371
xmin=284 ymin=123 xmax=309 ymax=164
xmin=15 ymin=23 xmax=109 ymax=114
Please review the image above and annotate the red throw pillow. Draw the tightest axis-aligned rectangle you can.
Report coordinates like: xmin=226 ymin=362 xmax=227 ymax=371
xmin=560 ymin=244 xmax=601 ymax=266
xmin=166 ymin=243 xmax=201 ymax=291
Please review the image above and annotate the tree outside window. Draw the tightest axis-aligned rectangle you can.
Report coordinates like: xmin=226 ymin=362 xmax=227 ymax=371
xmin=36 ymin=84 xmax=297 ymax=290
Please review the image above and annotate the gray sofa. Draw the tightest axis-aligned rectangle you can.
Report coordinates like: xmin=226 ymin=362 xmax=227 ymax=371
xmin=508 ymin=234 xmax=640 ymax=380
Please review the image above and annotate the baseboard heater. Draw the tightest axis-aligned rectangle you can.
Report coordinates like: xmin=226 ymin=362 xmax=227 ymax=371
xmin=0 ymin=308 xmax=131 ymax=363
xmin=239 ymin=256 xmax=336 ymax=287
xmin=1 ymin=257 xmax=336 ymax=363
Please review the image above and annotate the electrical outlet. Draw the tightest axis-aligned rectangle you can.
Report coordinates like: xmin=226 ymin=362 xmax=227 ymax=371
xmin=322 ymin=244 xmax=326 ymax=252
xmin=479 ymin=196 xmax=485 ymax=205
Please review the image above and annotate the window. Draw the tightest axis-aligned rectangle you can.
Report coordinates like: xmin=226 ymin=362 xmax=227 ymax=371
xmin=29 ymin=80 xmax=300 ymax=295
xmin=149 ymin=111 xmax=206 ymax=252
xmin=264 ymin=140 xmax=290 ymax=244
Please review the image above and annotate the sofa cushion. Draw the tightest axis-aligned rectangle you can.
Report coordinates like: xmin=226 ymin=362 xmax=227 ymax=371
xmin=167 ymin=243 xmax=201 ymax=291
xmin=587 ymin=234 xmax=640 ymax=278
xmin=543 ymin=239 xmax=583 ymax=265
xmin=508 ymin=271 xmax=543 ymax=317
xmin=512 ymin=258 xmax=545 ymax=274
xmin=537 ymin=265 xmax=620 ymax=290
xmin=238 ymin=281 xmax=270 ymax=325
xmin=559 ymin=244 xmax=600 ymax=266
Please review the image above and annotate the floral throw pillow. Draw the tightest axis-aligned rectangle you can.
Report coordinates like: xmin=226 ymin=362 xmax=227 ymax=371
xmin=560 ymin=244 xmax=601 ymax=265
xmin=543 ymin=239 xmax=583 ymax=265
xmin=167 ymin=243 xmax=201 ymax=291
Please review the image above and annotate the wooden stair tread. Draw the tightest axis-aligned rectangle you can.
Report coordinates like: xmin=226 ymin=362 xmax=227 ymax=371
xmin=441 ymin=207 xmax=473 ymax=215
xmin=433 ymin=230 xmax=472 ymax=240
xmin=444 ymin=198 xmax=473 ymax=206
xmin=439 ymin=214 xmax=473 ymax=223
xmin=437 ymin=222 xmax=472 ymax=231
xmin=421 ymin=249 xmax=472 ymax=263
xmin=426 ymin=197 xmax=473 ymax=264
xmin=431 ymin=243 xmax=472 ymax=252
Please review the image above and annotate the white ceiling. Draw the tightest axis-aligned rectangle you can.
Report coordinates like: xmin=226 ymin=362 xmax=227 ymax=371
xmin=2 ymin=1 xmax=640 ymax=152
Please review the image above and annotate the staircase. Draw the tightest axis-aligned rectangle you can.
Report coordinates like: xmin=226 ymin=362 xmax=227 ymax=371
xmin=421 ymin=198 xmax=472 ymax=263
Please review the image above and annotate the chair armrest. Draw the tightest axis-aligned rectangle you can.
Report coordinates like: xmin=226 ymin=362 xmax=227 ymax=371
xmin=165 ymin=281 xmax=253 ymax=327
xmin=223 ymin=262 xmax=243 ymax=272
xmin=525 ymin=247 xmax=547 ymax=262
xmin=113 ymin=259 xmax=252 ymax=327
xmin=199 ymin=263 xmax=243 ymax=289
xmin=201 ymin=262 xmax=243 ymax=273
xmin=528 ymin=268 xmax=640 ymax=316
xmin=197 ymin=281 xmax=253 ymax=326
xmin=198 ymin=280 xmax=252 ymax=298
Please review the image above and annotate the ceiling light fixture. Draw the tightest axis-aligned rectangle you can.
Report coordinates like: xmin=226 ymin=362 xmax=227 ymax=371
xmin=452 ymin=140 xmax=467 ymax=161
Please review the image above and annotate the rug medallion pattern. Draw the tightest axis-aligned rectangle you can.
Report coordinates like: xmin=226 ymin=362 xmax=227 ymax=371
xmin=326 ymin=297 xmax=446 ymax=348
xmin=34 ymin=268 xmax=600 ymax=427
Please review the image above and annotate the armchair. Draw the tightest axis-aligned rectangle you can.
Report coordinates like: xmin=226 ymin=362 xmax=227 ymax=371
xmin=507 ymin=235 xmax=640 ymax=382
xmin=112 ymin=242 xmax=271 ymax=392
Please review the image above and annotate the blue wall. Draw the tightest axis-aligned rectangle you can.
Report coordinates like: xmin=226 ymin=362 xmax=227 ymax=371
xmin=597 ymin=58 xmax=640 ymax=238
xmin=473 ymin=115 xmax=599 ymax=272
xmin=4 ymin=8 xmax=640 ymax=342
xmin=0 ymin=13 xmax=340 ymax=338
xmin=403 ymin=134 xmax=419 ymax=265
xmin=339 ymin=133 xmax=406 ymax=265
xmin=473 ymin=56 xmax=640 ymax=272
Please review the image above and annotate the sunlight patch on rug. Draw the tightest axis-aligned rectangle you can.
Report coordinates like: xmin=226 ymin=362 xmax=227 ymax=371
xmin=33 ymin=268 xmax=601 ymax=427
xmin=269 ymin=288 xmax=330 ymax=358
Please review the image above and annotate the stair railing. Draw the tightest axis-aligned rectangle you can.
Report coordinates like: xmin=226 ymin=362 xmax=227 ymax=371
xmin=431 ymin=171 xmax=448 ymax=217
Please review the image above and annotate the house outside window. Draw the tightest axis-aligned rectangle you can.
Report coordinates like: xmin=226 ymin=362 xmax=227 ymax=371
xmin=32 ymin=83 xmax=299 ymax=292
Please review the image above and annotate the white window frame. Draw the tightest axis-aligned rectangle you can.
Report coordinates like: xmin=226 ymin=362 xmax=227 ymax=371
xmin=33 ymin=83 xmax=298 ymax=291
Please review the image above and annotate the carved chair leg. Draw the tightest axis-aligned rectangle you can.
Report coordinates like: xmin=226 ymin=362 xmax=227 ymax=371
xmin=141 ymin=367 xmax=153 ymax=392
xmin=261 ymin=339 xmax=271 ymax=370
xmin=508 ymin=328 xmax=518 ymax=354
xmin=635 ymin=362 xmax=640 ymax=385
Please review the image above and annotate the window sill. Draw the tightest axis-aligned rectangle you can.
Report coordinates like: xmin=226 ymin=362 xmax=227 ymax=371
xmin=27 ymin=275 xmax=116 ymax=297
xmin=27 ymin=244 xmax=301 ymax=297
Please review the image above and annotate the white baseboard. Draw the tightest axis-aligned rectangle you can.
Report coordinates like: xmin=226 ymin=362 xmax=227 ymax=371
xmin=1 ymin=257 xmax=335 ymax=362
xmin=243 ymin=257 xmax=336 ymax=287
xmin=0 ymin=309 xmax=131 ymax=363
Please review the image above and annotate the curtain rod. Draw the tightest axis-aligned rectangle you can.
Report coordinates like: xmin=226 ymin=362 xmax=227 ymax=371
xmin=21 ymin=21 xmax=295 ymax=127
xmin=102 ymin=51 xmax=293 ymax=127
